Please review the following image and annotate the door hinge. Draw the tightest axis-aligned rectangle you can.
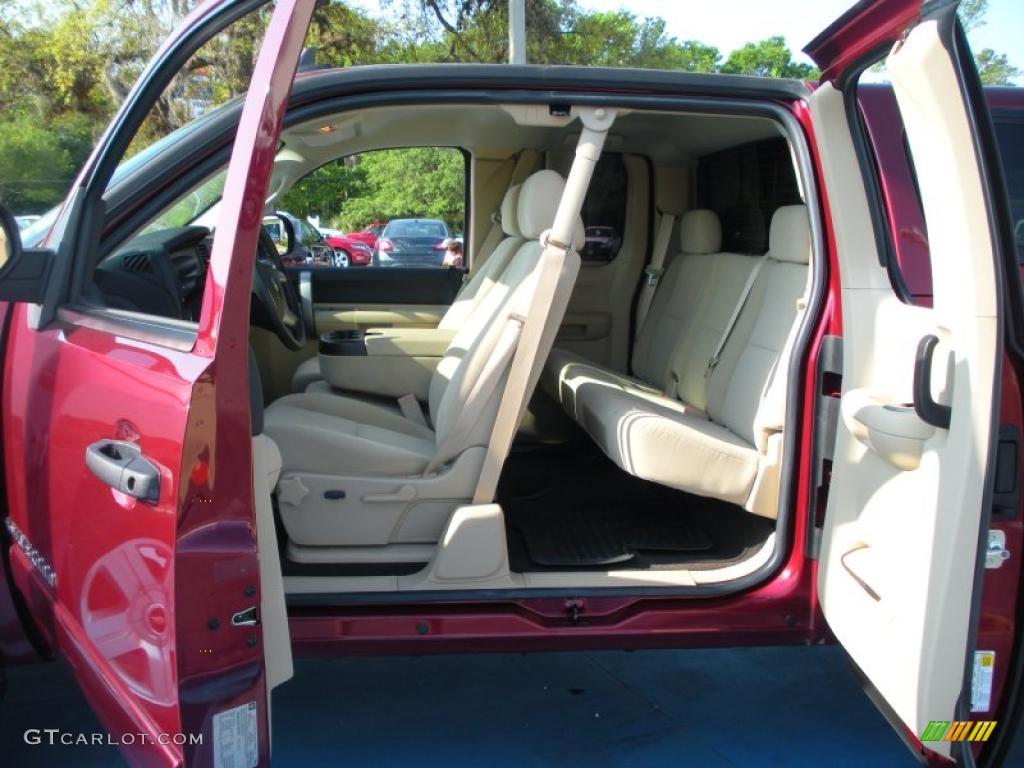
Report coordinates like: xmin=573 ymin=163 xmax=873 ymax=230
xmin=808 ymin=334 xmax=843 ymax=560
xmin=985 ymin=530 xmax=1011 ymax=569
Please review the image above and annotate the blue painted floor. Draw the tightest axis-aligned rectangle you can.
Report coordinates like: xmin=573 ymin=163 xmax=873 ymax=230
xmin=2 ymin=645 xmax=1022 ymax=766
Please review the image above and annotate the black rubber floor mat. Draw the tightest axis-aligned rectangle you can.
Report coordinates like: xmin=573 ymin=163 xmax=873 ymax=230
xmin=514 ymin=505 xmax=713 ymax=567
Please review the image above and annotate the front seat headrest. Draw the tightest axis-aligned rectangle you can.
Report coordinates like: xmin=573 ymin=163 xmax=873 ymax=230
xmin=500 ymin=184 xmax=523 ymax=238
xmin=517 ymin=169 xmax=585 ymax=250
xmin=768 ymin=205 xmax=811 ymax=264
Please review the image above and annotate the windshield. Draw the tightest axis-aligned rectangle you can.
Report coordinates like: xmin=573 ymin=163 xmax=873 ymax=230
xmin=142 ymin=169 xmax=228 ymax=234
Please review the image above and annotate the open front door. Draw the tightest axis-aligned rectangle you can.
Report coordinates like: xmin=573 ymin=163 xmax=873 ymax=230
xmin=1 ymin=0 xmax=314 ymax=765
xmin=806 ymin=0 xmax=1022 ymax=762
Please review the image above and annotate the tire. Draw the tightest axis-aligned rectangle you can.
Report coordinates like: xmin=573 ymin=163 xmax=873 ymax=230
xmin=334 ymin=250 xmax=350 ymax=268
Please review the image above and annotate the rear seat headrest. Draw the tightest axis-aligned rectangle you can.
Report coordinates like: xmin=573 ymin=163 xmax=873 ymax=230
xmin=768 ymin=205 xmax=811 ymax=264
xmin=680 ymin=209 xmax=722 ymax=254
xmin=518 ymin=169 xmax=585 ymax=249
xmin=500 ymin=184 xmax=522 ymax=238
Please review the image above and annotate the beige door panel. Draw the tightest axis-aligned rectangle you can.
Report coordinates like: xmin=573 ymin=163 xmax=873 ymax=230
xmin=314 ymin=303 xmax=446 ymax=330
xmin=556 ymin=311 xmax=612 ymax=342
xmin=557 ymin=154 xmax=649 ymax=372
xmin=812 ymin=18 xmax=999 ymax=757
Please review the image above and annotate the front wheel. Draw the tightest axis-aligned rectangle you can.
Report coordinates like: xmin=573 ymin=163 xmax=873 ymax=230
xmin=334 ymin=250 xmax=350 ymax=268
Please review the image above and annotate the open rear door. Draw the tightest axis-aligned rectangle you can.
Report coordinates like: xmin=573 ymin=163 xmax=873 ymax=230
xmin=1 ymin=1 xmax=314 ymax=765
xmin=806 ymin=0 xmax=1022 ymax=763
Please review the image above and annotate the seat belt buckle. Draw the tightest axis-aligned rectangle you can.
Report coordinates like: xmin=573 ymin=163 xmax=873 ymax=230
xmin=398 ymin=393 xmax=429 ymax=428
xmin=666 ymin=372 xmax=680 ymax=400
xmin=705 ymin=355 xmax=720 ymax=379
xmin=643 ymin=266 xmax=664 ymax=287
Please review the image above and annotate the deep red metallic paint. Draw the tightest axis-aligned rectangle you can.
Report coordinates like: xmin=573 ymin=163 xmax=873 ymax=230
xmin=177 ymin=1 xmax=315 ymax=766
xmin=857 ymin=84 xmax=934 ymax=304
xmin=0 ymin=0 xmax=315 ymax=765
xmin=3 ymin=304 xmax=202 ymax=763
xmin=804 ymin=0 xmax=921 ymax=83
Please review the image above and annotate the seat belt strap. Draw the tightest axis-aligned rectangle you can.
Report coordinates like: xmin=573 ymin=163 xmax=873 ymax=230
xmin=706 ymin=254 xmax=769 ymax=379
xmin=398 ymin=393 xmax=428 ymax=428
xmin=424 ymin=314 xmax=525 ymax=475
xmin=635 ymin=210 xmax=675 ymax=341
xmin=470 ymin=107 xmax=613 ymax=503
xmin=472 ymin=240 xmax=572 ymax=503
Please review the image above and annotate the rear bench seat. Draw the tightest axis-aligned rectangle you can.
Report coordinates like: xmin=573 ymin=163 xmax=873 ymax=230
xmin=543 ymin=205 xmax=810 ymax=517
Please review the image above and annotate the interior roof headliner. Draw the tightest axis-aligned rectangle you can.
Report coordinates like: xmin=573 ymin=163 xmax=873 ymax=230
xmin=281 ymin=103 xmax=785 ymax=171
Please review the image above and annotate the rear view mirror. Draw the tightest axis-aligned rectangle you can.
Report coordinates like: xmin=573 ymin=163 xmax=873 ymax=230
xmin=0 ymin=204 xmax=53 ymax=303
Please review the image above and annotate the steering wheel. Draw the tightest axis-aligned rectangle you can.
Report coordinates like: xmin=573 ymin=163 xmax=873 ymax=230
xmin=252 ymin=227 xmax=307 ymax=350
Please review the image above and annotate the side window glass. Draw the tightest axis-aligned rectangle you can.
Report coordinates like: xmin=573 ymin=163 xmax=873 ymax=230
xmin=579 ymin=154 xmax=627 ymax=264
xmin=84 ymin=6 xmax=272 ymax=322
xmin=280 ymin=147 xmax=467 ymax=270
xmin=697 ymin=137 xmax=802 ymax=254
xmin=992 ymin=116 xmax=1024 ymax=270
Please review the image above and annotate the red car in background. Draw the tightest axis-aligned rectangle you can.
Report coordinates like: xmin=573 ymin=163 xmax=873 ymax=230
xmin=319 ymin=229 xmax=373 ymax=267
xmin=343 ymin=221 xmax=385 ymax=251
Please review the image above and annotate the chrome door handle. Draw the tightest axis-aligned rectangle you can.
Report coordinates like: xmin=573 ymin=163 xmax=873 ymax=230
xmin=84 ymin=440 xmax=160 ymax=503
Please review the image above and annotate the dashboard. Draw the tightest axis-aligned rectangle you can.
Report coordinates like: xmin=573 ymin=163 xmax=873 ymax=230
xmin=95 ymin=226 xmax=213 ymax=320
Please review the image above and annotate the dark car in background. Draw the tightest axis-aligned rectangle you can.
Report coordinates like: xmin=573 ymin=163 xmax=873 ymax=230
xmin=376 ymin=218 xmax=449 ymax=266
xmin=582 ymin=225 xmax=622 ymax=262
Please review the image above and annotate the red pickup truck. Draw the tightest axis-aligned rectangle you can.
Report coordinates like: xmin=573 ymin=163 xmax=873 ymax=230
xmin=0 ymin=1 xmax=1022 ymax=766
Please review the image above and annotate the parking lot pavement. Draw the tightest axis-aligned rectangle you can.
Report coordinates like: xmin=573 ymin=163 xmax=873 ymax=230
xmin=2 ymin=644 xmax=1021 ymax=766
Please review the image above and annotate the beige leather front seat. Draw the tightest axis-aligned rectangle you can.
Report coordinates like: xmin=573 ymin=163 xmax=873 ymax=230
xmin=291 ymin=183 xmax=526 ymax=393
xmin=263 ymin=170 xmax=582 ymax=549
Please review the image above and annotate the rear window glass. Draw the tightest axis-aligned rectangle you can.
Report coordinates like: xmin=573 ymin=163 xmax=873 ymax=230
xmin=386 ymin=220 xmax=448 ymax=237
xmin=580 ymin=153 xmax=628 ymax=263
xmin=697 ymin=138 xmax=802 ymax=254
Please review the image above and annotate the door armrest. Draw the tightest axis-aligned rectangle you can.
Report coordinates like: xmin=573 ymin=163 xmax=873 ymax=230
xmin=842 ymin=388 xmax=936 ymax=471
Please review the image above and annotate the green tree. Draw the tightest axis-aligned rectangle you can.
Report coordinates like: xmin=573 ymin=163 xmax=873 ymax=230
xmin=284 ymin=148 xmax=465 ymax=232
xmin=721 ymin=36 xmax=818 ymax=79
xmin=957 ymin=0 xmax=1020 ymax=85
xmin=974 ymin=48 xmax=1022 ymax=85
xmin=958 ymin=0 xmax=989 ymax=32
xmin=0 ymin=117 xmax=76 ymax=212
xmin=342 ymin=148 xmax=465 ymax=231
xmin=280 ymin=158 xmax=369 ymax=222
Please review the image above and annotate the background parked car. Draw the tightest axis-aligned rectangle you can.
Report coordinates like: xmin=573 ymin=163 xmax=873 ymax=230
xmin=263 ymin=211 xmax=334 ymax=266
xmin=317 ymin=227 xmax=373 ymax=267
xmin=345 ymin=221 xmax=385 ymax=251
xmin=376 ymin=218 xmax=450 ymax=266
xmin=582 ymin=225 xmax=622 ymax=262
xmin=14 ymin=215 xmax=40 ymax=231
